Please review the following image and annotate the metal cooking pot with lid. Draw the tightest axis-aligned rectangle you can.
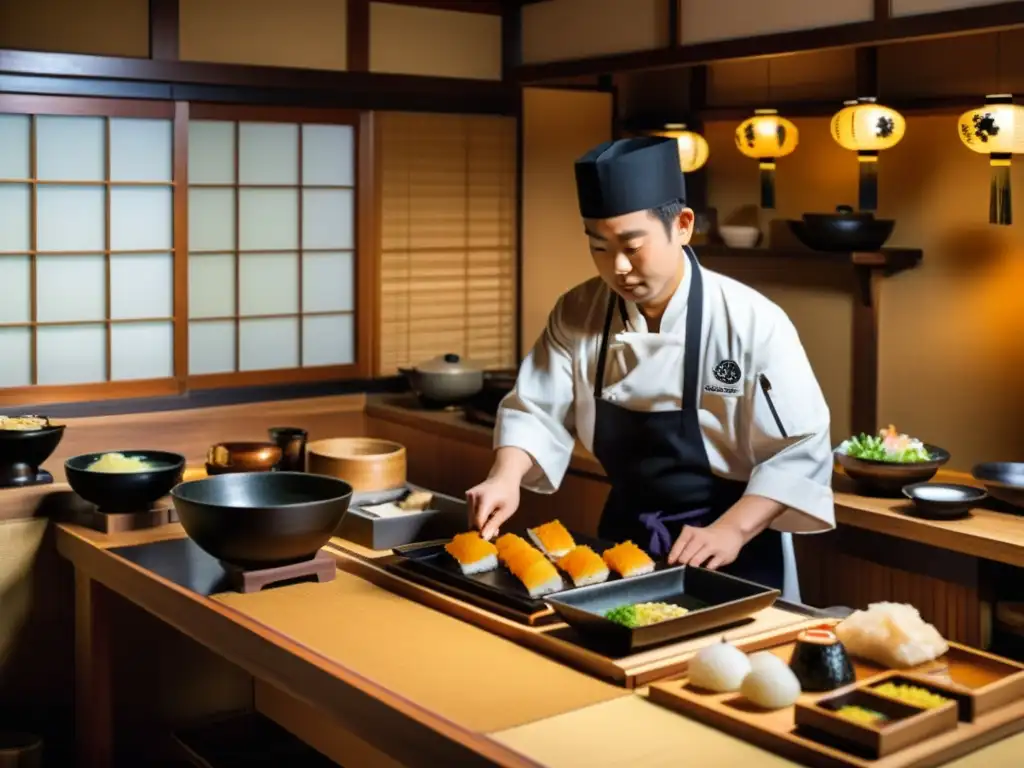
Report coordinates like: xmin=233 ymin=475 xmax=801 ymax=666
xmin=398 ymin=353 xmax=486 ymax=405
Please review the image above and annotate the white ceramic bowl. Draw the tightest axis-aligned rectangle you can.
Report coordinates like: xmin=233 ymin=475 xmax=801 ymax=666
xmin=718 ymin=225 xmax=760 ymax=249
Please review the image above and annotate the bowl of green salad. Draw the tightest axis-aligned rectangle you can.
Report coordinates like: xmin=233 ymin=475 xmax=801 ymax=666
xmin=834 ymin=425 xmax=950 ymax=495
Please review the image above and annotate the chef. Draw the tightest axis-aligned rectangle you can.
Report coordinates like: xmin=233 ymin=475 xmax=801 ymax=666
xmin=467 ymin=136 xmax=835 ymax=602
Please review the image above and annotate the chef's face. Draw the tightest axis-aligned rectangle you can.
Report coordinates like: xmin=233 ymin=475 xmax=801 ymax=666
xmin=584 ymin=206 xmax=695 ymax=306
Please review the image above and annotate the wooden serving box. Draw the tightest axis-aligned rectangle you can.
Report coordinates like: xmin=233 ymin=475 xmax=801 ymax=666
xmin=648 ymin=621 xmax=1024 ymax=767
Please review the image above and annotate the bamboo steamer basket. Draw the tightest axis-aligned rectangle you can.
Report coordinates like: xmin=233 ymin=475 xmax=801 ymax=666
xmin=306 ymin=437 xmax=407 ymax=492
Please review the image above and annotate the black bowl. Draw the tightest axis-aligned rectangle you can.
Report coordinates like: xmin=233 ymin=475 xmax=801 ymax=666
xmin=65 ymin=451 xmax=186 ymax=513
xmin=835 ymin=444 xmax=950 ymax=495
xmin=171 ymin=472 xmax=353 ymax=569
xmin=0 ymin=423 xmax=65 ymax=487
xmin=972 ymin=462 xmax=1024 ymax=510
xmin=789 ymin=206 xmax=895 ymax=252
xmin=902 ymin=482 xmax=987 ymax=520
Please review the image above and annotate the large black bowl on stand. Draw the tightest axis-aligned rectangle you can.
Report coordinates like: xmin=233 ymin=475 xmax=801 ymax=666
xmin=0 ymin=422 xmax=65 ymax=487
xmin=789 ymin=206 xmax=895 ymax=252
xmin=972 ymin=462 xmax=1024 ymax=510
xmin=835 ymin=445 xmax=950 ymax=495
xmin=171 ymin=472 xmax=353 ymax=569
xmin=65 ymin=451 xmax=186 ymax=513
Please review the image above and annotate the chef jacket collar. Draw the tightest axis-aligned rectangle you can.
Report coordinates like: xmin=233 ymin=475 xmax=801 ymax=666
xmin=620 ymin=254 xmax=693 ymax=337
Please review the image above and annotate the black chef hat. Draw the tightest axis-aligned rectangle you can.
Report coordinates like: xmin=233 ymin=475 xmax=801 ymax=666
xmin=574 ymin=136 xmax=686 ymax=219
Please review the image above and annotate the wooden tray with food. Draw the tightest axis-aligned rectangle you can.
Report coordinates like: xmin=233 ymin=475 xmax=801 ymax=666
xmin=332 ymin=540 xmax=818 ymax=687
xmin=648 ymin=603 xmax=1024 ymax=767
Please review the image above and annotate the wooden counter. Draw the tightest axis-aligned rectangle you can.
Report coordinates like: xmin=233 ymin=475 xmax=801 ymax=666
xmin=56 ymin=522 xmax=1024 ymax=767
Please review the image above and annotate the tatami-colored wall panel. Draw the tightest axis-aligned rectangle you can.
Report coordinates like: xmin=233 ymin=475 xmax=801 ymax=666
xmin=880 ymin=29 xmax=1024 ymax=99
xmin=521 ymin=88 xmax=612 ymax=348
xmin=891 ymin=0 xmax=1007 ymax=16
xmin=679 ymin=0 xmax=873 ymax=45
xmin=179 ymin=0 xmax=348 ymax=71
xmin=521 ymin=0 xmax=668 ymax=65
xmin=0 ymin=0 xmax=148 ymax=57
xmin=369 ymin=3 xmax=501 ymax=80
xmin=708 ymin=49 xmax=858 ymax=106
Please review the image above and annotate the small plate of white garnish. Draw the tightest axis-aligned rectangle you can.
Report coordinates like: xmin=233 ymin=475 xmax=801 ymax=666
xmin=902 ymin=482 xmax=987 ymax=519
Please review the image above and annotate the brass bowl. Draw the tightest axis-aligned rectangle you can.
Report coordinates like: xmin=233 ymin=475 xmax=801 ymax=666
xmin=206 ymin=442 xmax=282 ymax=475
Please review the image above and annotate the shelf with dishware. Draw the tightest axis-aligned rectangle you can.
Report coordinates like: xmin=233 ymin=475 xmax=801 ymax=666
xmin=694 ymin=244 xmax=923 ymax=275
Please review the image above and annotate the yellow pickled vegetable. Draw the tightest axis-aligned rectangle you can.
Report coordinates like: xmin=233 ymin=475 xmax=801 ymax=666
xmin=836 ymin=705 xmax=888 ymax=725
xmin=872 ymin=682 xmax=950 ymax=709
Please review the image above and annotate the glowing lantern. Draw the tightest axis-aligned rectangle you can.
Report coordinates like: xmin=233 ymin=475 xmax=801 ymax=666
xmin=656 ymin=123 xmax=709 ymax=173
xmin=957 ymin=94 xmax=1024 ymax=226
xmin=830 ymin=97 xmax=906 ymax=212
xmin=734 ymin=109 xmax=798 ymax=209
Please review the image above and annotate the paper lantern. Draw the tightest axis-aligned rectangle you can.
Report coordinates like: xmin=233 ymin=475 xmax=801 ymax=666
xmin=734 ymin=109 xmax=798 ymax=209
xmin=957 ymin=94 xmax=1024 ymax=225
xmin=830 ymin=97 xmax=906 ymax=212
xmin=656 ymin=123 xmax=709 ymax=173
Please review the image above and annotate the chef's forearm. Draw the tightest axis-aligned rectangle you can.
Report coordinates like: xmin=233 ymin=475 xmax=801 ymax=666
xmin=710 ymin=495 xmax=786 ymax=543
xmin=488 ymin=446 xmax=536 ymax=484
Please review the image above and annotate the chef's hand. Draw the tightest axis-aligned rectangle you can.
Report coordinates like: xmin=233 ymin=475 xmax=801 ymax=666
xmin=668 ymin=522 xmax=744 ymax=570
xmin=466 ymin=475 xmax=520 ymax=540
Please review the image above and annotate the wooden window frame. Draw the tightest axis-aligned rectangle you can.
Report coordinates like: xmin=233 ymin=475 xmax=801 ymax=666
xmin=0 ymin=97 xmax=376 ymax=406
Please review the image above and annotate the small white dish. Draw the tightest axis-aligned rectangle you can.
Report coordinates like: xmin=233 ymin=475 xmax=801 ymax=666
xmin=718 ymin=225 xmax=761 ymax=249
xmin=902 ymin=482 xmax=986 ymax=519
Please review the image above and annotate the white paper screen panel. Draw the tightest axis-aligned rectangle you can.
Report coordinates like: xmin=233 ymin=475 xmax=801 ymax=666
xmin=891 ymin=0 xmax=1004 ymax=14
xmin=0 ymin=115 xmax=30 ymax=178
xmin=679 ymin=0 xmax=873 ymax=45
xmin=186 ymin=118 xmax=357 ymax=375
xmin=0 ymin=112 xmax=175 ymax=388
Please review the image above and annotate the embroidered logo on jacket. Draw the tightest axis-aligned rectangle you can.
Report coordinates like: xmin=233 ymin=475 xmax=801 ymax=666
xmin=713 ymin=359 xmax=742 ymax=385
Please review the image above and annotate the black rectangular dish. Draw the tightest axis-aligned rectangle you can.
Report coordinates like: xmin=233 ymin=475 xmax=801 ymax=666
xmin=545 ymin=567 xmax=780 ymax=653
xmin=390 ymin=530 xmax=658 ymax=615
xmin=336 ymin=484 xmax=468 ymax=551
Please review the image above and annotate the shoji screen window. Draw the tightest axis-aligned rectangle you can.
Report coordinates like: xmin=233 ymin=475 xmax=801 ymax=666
xmin=0 ymin=97 xmax=177 ymax=402
xmin=187 ymin=108 xmax=361 ymax=385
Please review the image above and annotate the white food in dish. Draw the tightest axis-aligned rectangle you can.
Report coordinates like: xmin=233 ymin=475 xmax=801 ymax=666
xmin=689 ymin=641 xmax=752 ymax=693
xmin=457 ymin=553 xmax=498 ymax=576
xmin=747 ymin=650 xmax=790 ymax=674
xmin=835 ymin=602 xmax=948 ymax=668
xmin=911 ymin=486 xmax=971 ymax=502
xmin=740 ymin=664 xmax=802 ymax=710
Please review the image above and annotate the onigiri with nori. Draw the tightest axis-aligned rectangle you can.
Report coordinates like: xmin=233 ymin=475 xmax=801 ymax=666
xmin=688 ymin=640 xmax=752 ymax=693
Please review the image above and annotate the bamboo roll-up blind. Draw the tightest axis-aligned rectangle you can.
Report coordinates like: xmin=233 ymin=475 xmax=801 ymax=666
xmin=376 ymin=112 xmax=517 ymax=375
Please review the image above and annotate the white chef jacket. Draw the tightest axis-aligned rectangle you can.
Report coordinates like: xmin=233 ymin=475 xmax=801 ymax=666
xmin=494 ymin=261 xmax=836 ymax=603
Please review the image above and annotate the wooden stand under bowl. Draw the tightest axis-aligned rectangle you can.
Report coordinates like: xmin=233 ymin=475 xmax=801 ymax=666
xmin=306 ymin=437 xmax=406 ymax=492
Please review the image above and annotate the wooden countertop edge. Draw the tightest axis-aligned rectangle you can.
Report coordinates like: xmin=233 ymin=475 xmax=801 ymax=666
xmin=54 ymin=524 xmax=541 ymax=768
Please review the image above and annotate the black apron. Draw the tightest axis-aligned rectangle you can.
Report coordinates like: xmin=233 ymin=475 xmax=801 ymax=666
xmin=593 ymin=248 xmax=784 ymax=590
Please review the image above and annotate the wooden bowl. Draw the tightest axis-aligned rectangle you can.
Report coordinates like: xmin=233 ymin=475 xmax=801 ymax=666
xmin=306 ymin=437 xmax=406 ymax=492
xmin=206 ymin=442 xmax=282 ymax=475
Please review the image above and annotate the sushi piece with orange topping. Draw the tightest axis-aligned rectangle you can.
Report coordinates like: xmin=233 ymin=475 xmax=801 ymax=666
xmin=527 ymin=519 xmax=576 ymax=559
xmin=444 ymin=531 xmax=498 ymax=576
xmin=556 ymin=545 xmax=610 ymax=587
xmin=508 ymin=549 xmax=564 ymax=598
xmin=495 ymin=532 xmax=532 ymax=564
xmin=602 ymin=540 xmax=655 ymax=579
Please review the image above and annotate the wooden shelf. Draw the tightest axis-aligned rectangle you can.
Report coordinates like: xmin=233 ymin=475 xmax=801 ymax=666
xmin=693 ymin=245 xmax=923 ymax=276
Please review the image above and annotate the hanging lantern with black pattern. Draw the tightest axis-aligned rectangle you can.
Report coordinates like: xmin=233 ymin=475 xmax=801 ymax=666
xmin=734 ymin=109 xmax=798 ymax=209
xmin=830 ymin=97 xmax=906 ymax=212
xmin=655 ymin=123 xmax=709 ymax=173
xmin=957 ymin=94 xmax=1024 ymax=226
